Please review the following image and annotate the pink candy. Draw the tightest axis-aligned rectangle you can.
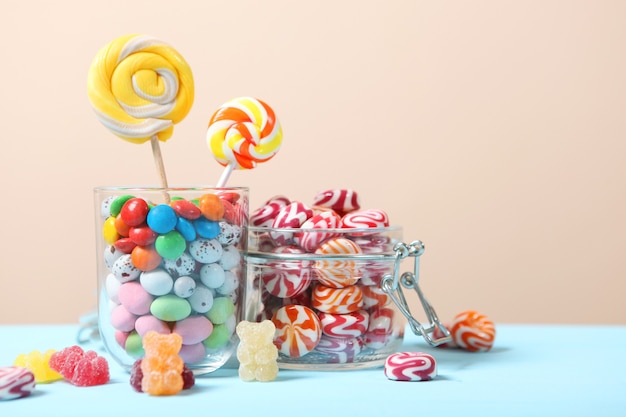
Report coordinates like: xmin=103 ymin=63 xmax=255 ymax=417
xmin=340 ymin=208 xmax=389 ymax=230
xmin=294 ymin=211 xmax=341 ymax=252
xmin=384 ymin=352 xmax=437 ymax=381
xmin=0 ymin=367 xmax=35 ymax=401
xmin=250 ymin=195 xmax=290 ymax=227
xmin=262 ymin=246 xmax=312 ymax=298
xmin=312 ymin=189 xmax=360 ymax=216
xmin=318 ymin=310 xmax=369 ymax=338
xmin=270 ymin=202 xmax=313 ymax=246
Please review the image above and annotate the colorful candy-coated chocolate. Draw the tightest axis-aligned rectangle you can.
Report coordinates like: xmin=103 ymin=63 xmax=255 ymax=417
xmin=170 ymin=199 xmax=202 ymax=220
xmin=449 ymin=310 xmax=496 ymax=352
xmin=0 ymin=367 xmax=36 ymax=400
xmin=312 ymin=189 xmax=360 ymax=216
xmin=114 ymin=214 xmax=131 ymax=237
xmin=131 ymin=245 xmax=162 ymax=272
xmin=340 ymin=208 xmax=390 ymax=230
xmin=173 ymin=315 xmax=214 ymax=345
xmin=118 ymin=282 xmax=154 ymax=315
xmin=294 ymin=210 xmax=341 ymax=252
xmin=384 ymin=352 xmax=437 ymax=381
xmin=150 ymin=295 xmax=192 ymax=322
xmin=87 ymin=34 xmax=194 ymax=144
xmin=314 ymin=237 xmax=363 ymax=288
xmin=199 ymin=193 xmax=225 ymax=221
xmin=120 ymin=198 xmax=150 ymax=227
xmin=272 ymin=305 xmax=322 ymax=358
xmin=262 ymin=246 xmax=312 ymax=298
xmin=314 ymin=335 xmax=364 ymax=364
xmin=318 ymin=310 xmax=369 ymax=338
xmin=206 ymin=97 xmax=283 ymax=170
xmin=311 ymin=284 xmax=363 ymax=314
xmin=129 ymin=225 xmax=158 ymax=246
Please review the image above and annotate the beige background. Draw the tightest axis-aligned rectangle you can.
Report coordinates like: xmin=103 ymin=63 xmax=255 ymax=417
xmin=1 ymin=0 xmax=624 ymax=325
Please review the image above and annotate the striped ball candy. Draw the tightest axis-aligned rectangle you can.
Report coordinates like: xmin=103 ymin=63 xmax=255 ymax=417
xmin=360 ymin=285 xmax=390 ymax=310
xmin=312 ymin=189 xmax=360 ymax=216
xmin=261 ymin=246 xmax=312 ymax=298
xmin=314 ymin=237 xmax=362 ymax=288
xmin=450 ymin=310 xmax=495 ymax=352
xmin=250 ymin=195 xmax=290 ymax=227
xmin=312 ymin=284 xmax=363 ymax=314
xmin=294 ymin=210 xmax=341 ymax=252
xmin=314 ymin=335 xmax=364 ymax=364
xmin=339 ymin=209 xmax=390 ymax=231
xmin=270 ymin=201 xmax=313 ymax=246
xmin=272 ymin=304 xmax=322 ymax=358
xmin=384 ymin=352 xmax=437 ymax=381
xmin=0 ymin=366 xmax=36 ymax=400
xmin=318 ymin=310 xmax=369 ymax=338
xmin=364 ymin=307 xmax=396 ymax=349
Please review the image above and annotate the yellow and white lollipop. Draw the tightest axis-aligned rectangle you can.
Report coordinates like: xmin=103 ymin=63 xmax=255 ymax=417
xmin=87 ymin=34 xmax=194 ymax=188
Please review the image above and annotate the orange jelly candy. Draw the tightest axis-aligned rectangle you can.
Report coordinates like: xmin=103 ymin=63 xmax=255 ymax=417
xmin=141 ymin=331 xmax=184 ymax=396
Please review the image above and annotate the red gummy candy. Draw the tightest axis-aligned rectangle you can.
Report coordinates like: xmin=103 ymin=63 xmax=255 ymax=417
xmin=130 ymin=359 xmax=195 ymax=393
xmin=49 ymin=346 xmax=109 ymax=387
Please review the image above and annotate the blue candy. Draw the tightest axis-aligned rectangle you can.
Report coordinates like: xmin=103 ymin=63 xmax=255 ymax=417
xmin=146 ymin=204 xmax=177 ymax=234
xmin=176 ymin=217 xmax=197 ymax=241
xmin=194 ymin=217 xmax=220 ymax=239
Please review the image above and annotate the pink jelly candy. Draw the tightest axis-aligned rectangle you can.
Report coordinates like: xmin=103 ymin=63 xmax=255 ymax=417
xmin=49 ymin=346 xmax=110 ymax=386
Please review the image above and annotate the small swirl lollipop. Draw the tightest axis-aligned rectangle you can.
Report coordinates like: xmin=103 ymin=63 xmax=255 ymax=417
xmin=87 ymin=34 xmax=195 ymax=192
xmin=206 ymin=97 xmax=283 ymax=187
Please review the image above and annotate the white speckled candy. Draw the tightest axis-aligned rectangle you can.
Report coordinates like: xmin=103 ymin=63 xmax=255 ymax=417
xmin=104 ymin=244 xmax=124 ymax=269
xmin=111 ymin=254 xmax=141 ymax=282
xmin=189 ymin=238 xmax=223 ymax=263
xmin=188 ymin=284 xmax=215 ymax=313
xmin=105 ymin=273 xmax=122 ymax=304
xmin=384 ymin=352 xmax=437 ymax=381
xmin=217 ymin=222 xmax=242 ymax=246
xmin=0 ymin=366 xmax=36 ymax=400
xmin=163 ymin=252 xmax=197 ymax=277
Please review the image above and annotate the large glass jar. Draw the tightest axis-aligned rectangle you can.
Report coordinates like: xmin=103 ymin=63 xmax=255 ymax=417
xmin=94 ymin=186 xmax=248 ymax=375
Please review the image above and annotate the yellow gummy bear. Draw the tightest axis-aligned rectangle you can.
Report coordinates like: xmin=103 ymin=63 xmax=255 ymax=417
xmin=14 ymin=349 xmax=63 ymax=383
xmin=236 ymin=320 xmax=279 ymax=382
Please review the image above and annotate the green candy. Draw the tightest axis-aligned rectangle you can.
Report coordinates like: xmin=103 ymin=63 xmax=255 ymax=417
xmin=206 ymin=297 xmax=235 ymax=325
xmin=109 ymin=195 xmax=134 ymax=216
xmin=155 ymin=230 xmax=186 ymax=259
xmin=203 ymin=323 xmax=231 ymax=349
xmin=150 ymin=295 xmax=191 ymax=321
xmin=125 ymin=331 xmax=144 ymax=358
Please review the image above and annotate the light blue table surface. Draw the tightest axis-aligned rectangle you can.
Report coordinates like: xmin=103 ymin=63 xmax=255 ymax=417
xmin=1 ymin=324 xmax=625 ymax=416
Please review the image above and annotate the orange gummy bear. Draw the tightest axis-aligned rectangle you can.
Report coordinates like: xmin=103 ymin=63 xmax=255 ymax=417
xmin=140 ymin=331 xmax=184 ymax=395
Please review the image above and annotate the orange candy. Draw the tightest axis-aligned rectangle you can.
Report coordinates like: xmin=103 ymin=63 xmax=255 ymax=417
xmin=114 ymin=214 xmax=131 ymax=237
xmin=449 ymin=310 xmax=495 ymax=352
xmin=131 ymin=245 xmax=162 ymax=271
xmin=199 ymin=193 xmax=225 ymax=221
xmin=141 ymin=331 xmax=184 ymax=396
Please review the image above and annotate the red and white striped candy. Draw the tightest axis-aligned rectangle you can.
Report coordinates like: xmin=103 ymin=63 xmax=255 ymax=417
xmin=314 ymin=237 xmax=362 ymax=288
xmin=272 ymin=304 xmax=322 ymax=358
xmin=312 ymin=284 xmax=363 ymax=314
xmin=0 ymin=366 xmax=36 ymax=400
xmin=360 ymin=285 xmax=390 ymax=310
xmin=261 ymin=246 xmax=312 ymax=298
xmin=294 ymin=211 xmax=341 ymax=252
xmin=270 ymin=201 xmax=313 ymax=246
xmin=314 ymin=335 xmax=364 ymax=364
xmin=222 ymin=198 xmax=248 ymax=227
xmin=312 ymin=189 xmax=360 ymax=216
xmin=450 ymin=310 xmax=495 ymax=352
xmin=340 ymin=209 xmax=390 ymax=230
xmin=250 ymin=196 xmax=290 ymax=227
xmin=318 ymin=310 xmax=369 ymax=338
xmin=364 ymin=307 xmax=395 ymax=348
xmin=384 ymin=352 xmax=437 ymax=381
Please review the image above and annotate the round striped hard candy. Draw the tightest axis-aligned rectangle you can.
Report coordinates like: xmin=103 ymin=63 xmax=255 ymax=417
xmin=294 ymin=210 xmax=341 ymax=252
xmin=364 ymin=307 xmax=396 ymax=349
xmin=314 ymin=335 xmax=364 ymax=364
xmin=312 ymin=189 xmax=360 ymax=216
xmin=311 ymin=284 xmax=363 ymax=314
xmin=270 ymin=202 xmax=313 ymax=246
xmin=360 ymin=285 xmax=390 ymax=310
xmin=318 ymin=310 xmax=369 ymax=338
xmin=340 ymin=208 xmax=390 ymax=230
xmin=450 ymin=310 xmax=495 ymax=352
xmin=261 ymin=246 xmax=312 ymax=298
xmin=314 ymin=237 xmax=362 ymax=288
xmin=0 ymin=366 xmax=36 ymax=400
xmin=384 ymin=352 xmax=437 ymax=381
xmin=250 ymin=195 xmax=290 ymax=227
xmin=272 ymin=304 xmax=322 ymax=358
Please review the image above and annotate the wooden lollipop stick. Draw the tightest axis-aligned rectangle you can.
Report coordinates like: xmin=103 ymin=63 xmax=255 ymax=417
xmin=151 ymin=135 xmax=171 ymax=203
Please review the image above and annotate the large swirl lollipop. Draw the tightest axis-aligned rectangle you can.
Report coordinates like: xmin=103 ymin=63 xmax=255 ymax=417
xmin=87 ymin=34 xmax=195 ymax=191
xmin=207 ymin=97 xmax=283 ymax=187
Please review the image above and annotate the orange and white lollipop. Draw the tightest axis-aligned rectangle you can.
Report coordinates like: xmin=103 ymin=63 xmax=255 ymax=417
xmin=207 ymin=97 xmax=283 ymax=187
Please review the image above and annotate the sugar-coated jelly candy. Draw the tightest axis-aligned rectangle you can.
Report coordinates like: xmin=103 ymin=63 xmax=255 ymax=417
xmin=13 ymin=349 xmax=62 ymax=383
xmin=141 ymin=331 xmax=185 ymax=396
xmin=0 ymin=366 xmax=36 ymax=400
xmin=236 ymin=320 xmax=279 ymax=382
xmin=384 ymin=352 xmax=437 ymax=381
xmin=49 ymin=346 xmax=110 ymax=386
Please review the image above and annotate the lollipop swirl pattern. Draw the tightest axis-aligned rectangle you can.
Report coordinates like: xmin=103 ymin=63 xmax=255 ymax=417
xmin=87 ymin=34 xmax=195 ymax=144
xmin=207 ymin=97 xmax=283 ymax=170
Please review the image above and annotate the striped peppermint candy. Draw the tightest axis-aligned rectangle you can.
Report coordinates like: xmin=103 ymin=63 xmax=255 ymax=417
xmin=450 ymin=310 xmax=496 ymax=352
xmin=272 ymin=305 xmax=322 ymax=358
xmin=294 ymin=211 xmax=341 ymax=252
xmin=261 ymin=246 xmax=312 ymax=298
xmin=318 ymin=310 xmax=369 ymax=338
xmin=364 ymin=307 xmax=395 ymax=349
xmin=384 ymin=352 xmax=437 ymax=381
xmin=314 ymin=335 xmax=364 ymax=364
xmin=250 ymin=195 xmax=290 ymax=227
xmin=360 ymin=285 xmax=391 ymax=310
xmin=0 ymin=366 xmax=36 ymax=400
xmin=312 ymin=284 xmax=363 ymax=314
xmin=312 ymin=189 xmax=360 ymax=216
xmin=270 ymin=202 xmax=313 ymax=246
xmin=340 ymin=208 xmax=390 ymax=230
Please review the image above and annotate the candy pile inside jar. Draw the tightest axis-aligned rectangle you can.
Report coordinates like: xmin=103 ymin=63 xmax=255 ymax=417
xmin=246 ymin=188 xmax=406 ymax=369
xmin=99 ymin=190 xmax=247 ymax=370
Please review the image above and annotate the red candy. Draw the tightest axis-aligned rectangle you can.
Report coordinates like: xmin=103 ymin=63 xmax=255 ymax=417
xmin=49 ymin=346 xmax=110 ymax=387
xmin=0 ymin=366 xmax=36 ymax=400
xmin=340 ymin=208 xmax=390 ymax=230
xmin=121 ymin=198 xmax=150 ymax=226
xmin=318 ymin=310 xmax=369 ymax=338
xmin=270 ymin=201 xmax=313 ymax=246
xmin=384 ymin=352 xmax=437 ymax=381
xmin=360 ymin=285 xmax=390 ymax=310
xmin=294 ymin=210 xmax=341 ymax=252
xmin=364 ymin=308 xmax=395 ymax=349
xmin=312 ymin=189 xmax=360 ymax=216
xmin=449 ymin=310 xmax=496 ymax=352
xmin=262 ymin=246 xmax=312 ymax=298
xmin=250 ymin=195 xmax=290 ymax=227
xmin=170 ymin=199 xmax=202 ymax=220
xmin=272 ymin=304 xmax=322 ymax=358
